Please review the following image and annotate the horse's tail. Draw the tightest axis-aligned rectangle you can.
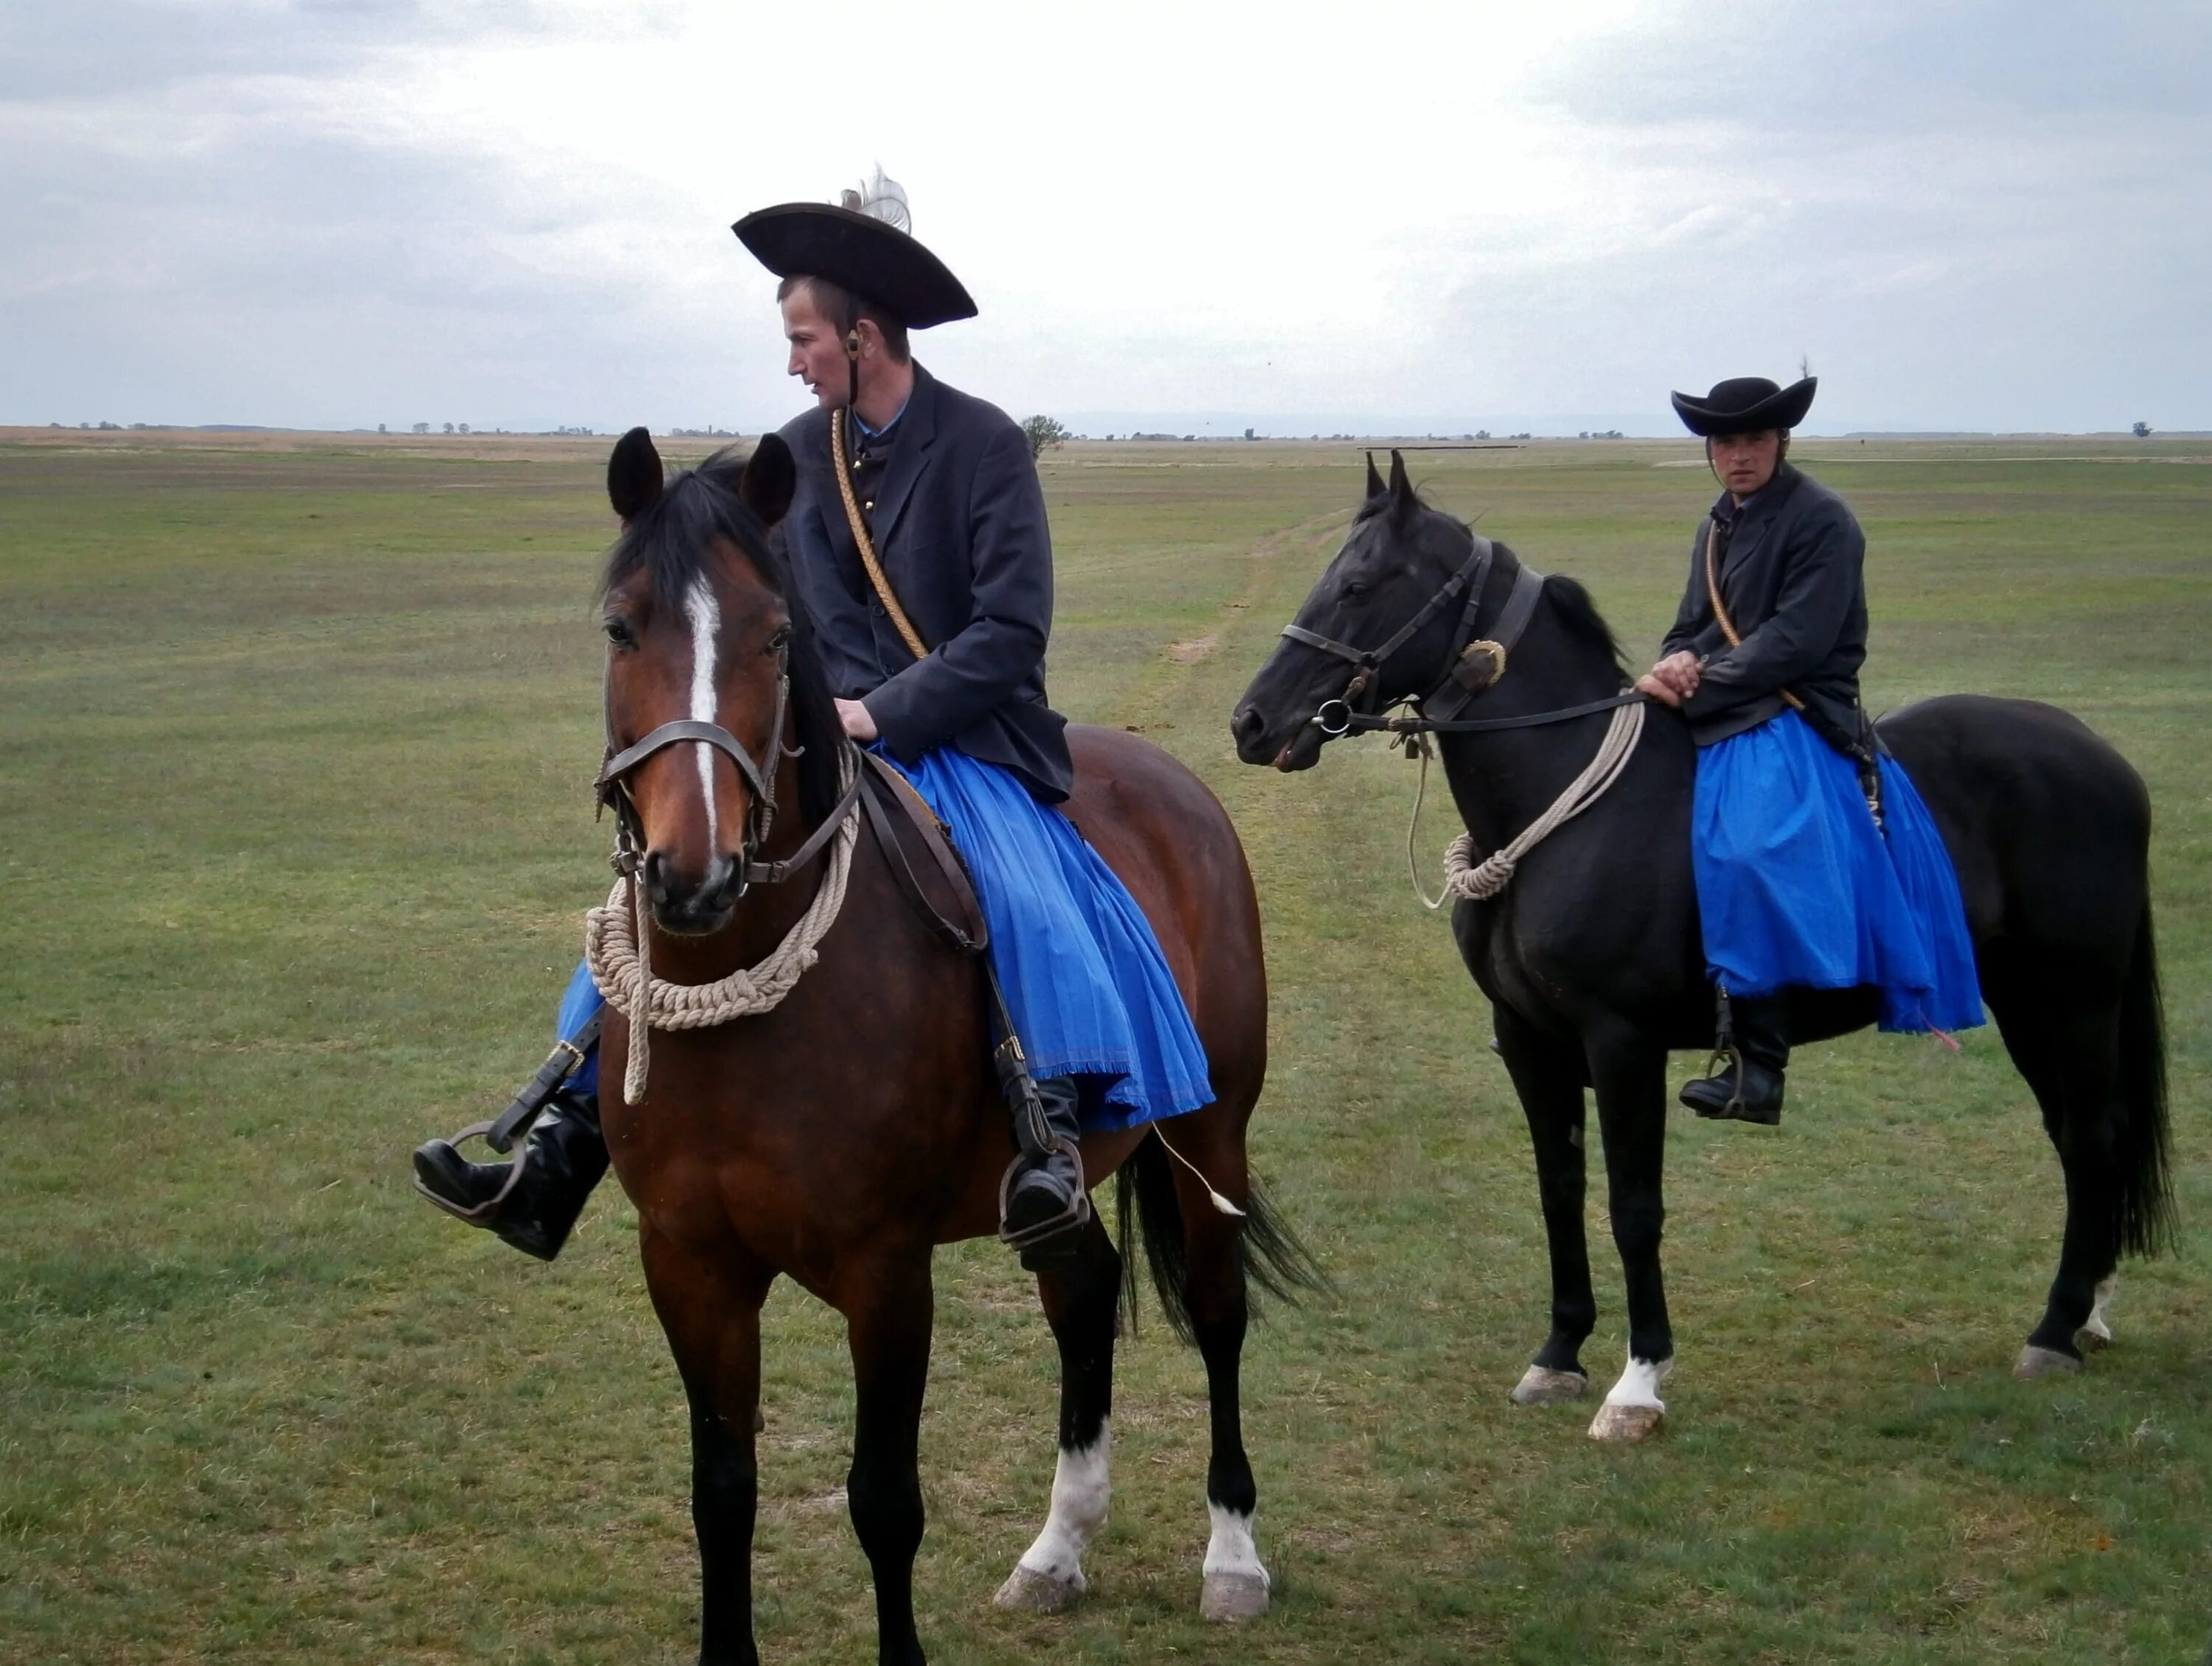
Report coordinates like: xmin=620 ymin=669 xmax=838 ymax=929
xmin=1115 ymin=1130 xmax=1326 ymax=1343
xmin=2115 ymin=900 xmax=2177 ymax=1260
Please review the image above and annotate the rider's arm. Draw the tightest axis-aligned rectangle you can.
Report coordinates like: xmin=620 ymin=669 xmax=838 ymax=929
xmin=1684 ymin=499 xmax=1863 ymax=714
xmin=861 ymin=422 xmax=1051 ymax=758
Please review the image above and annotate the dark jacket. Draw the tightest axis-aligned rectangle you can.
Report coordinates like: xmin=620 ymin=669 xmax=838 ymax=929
xmin=778 ymin=364 xmax=1074 ymax=801
xmin=1660 ymin=462 xmax=1871 ymax=750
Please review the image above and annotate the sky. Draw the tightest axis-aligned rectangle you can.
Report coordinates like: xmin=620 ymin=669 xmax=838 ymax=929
xmin=4 ymin=0 xmax=2207 ymax=437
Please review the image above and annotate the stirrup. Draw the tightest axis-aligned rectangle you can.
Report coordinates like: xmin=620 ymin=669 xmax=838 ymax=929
xmin=414 ymin=1120 xmax=530 ymax=1225
xmin=996 ymin=1143 xmax=1092 ymax=1254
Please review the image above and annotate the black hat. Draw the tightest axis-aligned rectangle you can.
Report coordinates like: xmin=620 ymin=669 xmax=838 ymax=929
xmin=1669 ymin=375 xmax=1818 ymax=437
xmin=733 ymin=176 xmax=976 ymax=330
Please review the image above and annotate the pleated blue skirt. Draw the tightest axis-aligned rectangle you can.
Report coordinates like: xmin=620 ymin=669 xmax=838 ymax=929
xmin=884 ymin=746 xmax=1215 ymax=1131
xmin=1693 ymin=709 xmax=1984 ymax=1034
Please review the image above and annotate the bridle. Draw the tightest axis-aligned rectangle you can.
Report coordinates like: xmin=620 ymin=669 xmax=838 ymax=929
xmin=1281 ymin=528 xmax=1640 ymax=740
xmin=594 ymin=639 xmax=863 ymax=897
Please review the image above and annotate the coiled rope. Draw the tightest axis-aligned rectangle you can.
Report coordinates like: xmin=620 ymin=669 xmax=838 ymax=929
xmin=1417 ymin=698 xmax=1646 ymax=909
xmin=585 ymin=756 xmax=860 ymax=1103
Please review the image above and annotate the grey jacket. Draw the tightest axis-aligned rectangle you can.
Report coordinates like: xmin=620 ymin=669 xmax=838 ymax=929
xmin=778 ymin=364 xmax=1074 ymax=801
xmin=1660 ymin=463 xmax=1871 ymax=750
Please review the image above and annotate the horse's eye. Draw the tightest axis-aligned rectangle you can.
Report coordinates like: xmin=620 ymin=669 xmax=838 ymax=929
xmin=1342 ymin=582 xmax=1374 ymax=601
xmin=604 ymin=617 xmax=636 ymax=649
xmin=766 ymin=624 xmax=793 ymax=654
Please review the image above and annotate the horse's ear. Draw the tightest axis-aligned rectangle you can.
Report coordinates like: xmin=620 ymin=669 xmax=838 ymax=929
xmin=608 ymin=427 xmax=663 ymax=523
xmin=1387 ymin=448 xmax=1416 ymax=519
xmin=737 ymin=433 xmax=797 ymax=527
xmin=1364 ymin=450 xmax=1385 ymax=501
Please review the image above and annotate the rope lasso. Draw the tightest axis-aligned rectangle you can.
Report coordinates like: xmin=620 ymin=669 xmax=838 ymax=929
xmin=585 ymin=753 xmax=860 ymax=1103
xmin=1424 ymin=698 xmax=1646 ymax=908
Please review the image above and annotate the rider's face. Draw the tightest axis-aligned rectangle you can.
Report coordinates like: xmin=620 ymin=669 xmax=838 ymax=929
xmin=782 ymin=285 xmax=849 ymax=410
xmin=1708 ymin=430 xmax=1782 ymax=499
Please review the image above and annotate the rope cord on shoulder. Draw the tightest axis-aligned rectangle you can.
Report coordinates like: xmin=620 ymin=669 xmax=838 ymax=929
xmin=1426 ymin=698 xmax=1646 ymax=907
xmin=830 ymin=411 xmax=930 ymax=661
xmin=1705 ymin=519 xmax=1805 ymax=713
xmin=585 ymin=750 xmax=861 ymax=1103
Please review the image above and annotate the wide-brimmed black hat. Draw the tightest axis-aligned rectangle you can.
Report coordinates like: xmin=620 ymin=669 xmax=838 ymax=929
xmin=734 ymin=195 xmax=976 ymax=331
xmin=1669 ymin=375 xmax=1818 ymax=437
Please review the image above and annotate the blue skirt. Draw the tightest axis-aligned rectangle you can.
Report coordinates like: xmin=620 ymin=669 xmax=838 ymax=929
xmin=1693 ymin=709 xmax=1983 ymax=1034
xmin=885 ymin=746 xmax=1214 ymax=1131
xmin=549 ymin=749 xmax=1214 ymax=1132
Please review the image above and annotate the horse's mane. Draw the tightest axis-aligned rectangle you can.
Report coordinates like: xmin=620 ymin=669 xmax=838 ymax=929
xmin=1539 ymin=572 xmax=1625 ymax=673
xmin=597 ymin=448 xmax=848 ymax=824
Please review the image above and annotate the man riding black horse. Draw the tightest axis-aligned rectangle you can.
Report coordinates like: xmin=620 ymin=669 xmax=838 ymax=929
xmin=1635 ymin=375 xmax=1982 ymax=1122
xmin=414 ymin=173 xmax=1214 ymax=1266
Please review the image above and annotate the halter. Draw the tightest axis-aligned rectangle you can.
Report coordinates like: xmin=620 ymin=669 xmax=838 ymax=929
xmin=594 ymin=642 xmax=863 ymax=897
xmin=1280 ymin=530 xmax=1639 ymax=739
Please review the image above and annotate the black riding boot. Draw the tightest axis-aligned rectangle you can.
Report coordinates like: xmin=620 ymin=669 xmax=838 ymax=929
xmin=1680 ymin=993 xmax=1790 ymax=1125
xmin=413 ymin=1089 xmax=611 ymax=1261
xmin=998 ymin=1075 xmax=1090 ymax=1271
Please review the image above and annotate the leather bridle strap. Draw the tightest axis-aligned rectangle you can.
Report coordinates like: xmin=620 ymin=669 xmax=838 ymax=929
xmin=599 ymin=716 xmax=776 ymax=804
xmin=1279 ymin=537 xmax=1494 ymax=672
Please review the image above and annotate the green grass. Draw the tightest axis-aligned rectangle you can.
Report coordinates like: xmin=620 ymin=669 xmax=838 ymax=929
xmin=3 ymin=432 xmax=2209 ymax=1664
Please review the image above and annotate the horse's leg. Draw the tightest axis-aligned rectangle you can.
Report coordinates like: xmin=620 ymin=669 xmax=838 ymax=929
xmin=1165 ymin=1142 xmax=1272 ymax=1623
xmin=995 ymin=1212 xmax=1121 ymax=1614
xmin=1496 ymin=1006 xmax=1597 ymax=1405
xmin=640 ymin=1226 xmax=773 ymax=1666
xmin=1584 ymin=1028 xmax=1675 ymax=1442
xmin=1988 ymin=973 xmax=2124 ymax=1378
xmin=843 ymin=1253 xmax=935 ymax=1666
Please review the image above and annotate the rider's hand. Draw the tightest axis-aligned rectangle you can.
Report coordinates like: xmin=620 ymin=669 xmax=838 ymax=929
xmin=1635 ymin=673 xmax=1683 ymax=707
xmin=1649 ymin=650 xmax=1702 ymax=697
xmin=835 ymin=698 xmax=880 ymax=743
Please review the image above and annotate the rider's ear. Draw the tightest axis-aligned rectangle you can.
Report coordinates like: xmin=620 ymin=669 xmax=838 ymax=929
xmin=737 ymin=433 xmax=797 ymax=527
xmin=1364 ymin=451 xmax=1385 ymax=501
xmin=608 ymin=427 xmax=664 ymax=523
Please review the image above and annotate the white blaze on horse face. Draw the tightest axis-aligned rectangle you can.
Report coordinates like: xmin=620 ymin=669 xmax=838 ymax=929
xmin=1603 ymin=1353 xmax=1673 ymax=1412
xmin=1203 ymin=1501 xmax=1270 ymax=1586
xmin=684 ymin=577 xmax=721 ymax=848
xmin=1015 ymin=1423 xmax=1110 ymax=1589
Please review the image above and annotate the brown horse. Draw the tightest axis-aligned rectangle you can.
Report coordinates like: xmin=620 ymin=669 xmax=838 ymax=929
xmin=588 ymin=428 xmax=1310 ymax=1666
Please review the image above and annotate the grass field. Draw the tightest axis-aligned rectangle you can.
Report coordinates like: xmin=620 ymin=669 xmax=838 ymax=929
xmin=3 ymin=428 xmax=2208 ymax=1664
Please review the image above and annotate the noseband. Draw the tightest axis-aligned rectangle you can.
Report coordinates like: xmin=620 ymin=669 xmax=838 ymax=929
xmin=1281 ymin=532 xmax=1637 ymax=737
xmin=594 ymin=648 xmax=863 ymax=895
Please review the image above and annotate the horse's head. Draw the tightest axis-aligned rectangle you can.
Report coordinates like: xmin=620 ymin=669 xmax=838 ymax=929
xmin=596 ymin=427 xmax=841 ymax=935
xmin=1231 ymin=450 xmax=1488 ymax=771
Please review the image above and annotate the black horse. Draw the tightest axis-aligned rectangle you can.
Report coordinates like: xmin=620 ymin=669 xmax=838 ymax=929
xmin=1231 ymin=453 xmax=2172 ymax=1440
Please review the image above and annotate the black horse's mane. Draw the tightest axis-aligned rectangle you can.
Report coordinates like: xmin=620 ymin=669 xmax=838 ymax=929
xmin=597 ymin=447 xmax=848 ymax=824
xmin=1368 ymin=489 xmax=1627 ymax=673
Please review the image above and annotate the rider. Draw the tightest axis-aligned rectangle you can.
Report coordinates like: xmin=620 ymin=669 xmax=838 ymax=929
xmin=414 ymin=173 xmax=1214 ymax=1263
xmin=1635 ymin=375 xmax=1981 ymax=1124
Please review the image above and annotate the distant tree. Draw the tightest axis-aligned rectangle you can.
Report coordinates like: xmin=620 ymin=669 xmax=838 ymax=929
xmin=378 ymin=423 xmax=387 ymax=434
xmin=442 ymin=422 xmax=455 ymax=434
xmin=412 ymin=422 xmax=429 ymax=434
xmin=2132 ymin=420 xmax=2152 ymax=438
xmin=458 ymin=423 xmax=470 ymax=434
xmin=1475 ymin=429 xmax=1490 ymax=440
xmin=1021 ymin=414 xmax=1069 ymax=459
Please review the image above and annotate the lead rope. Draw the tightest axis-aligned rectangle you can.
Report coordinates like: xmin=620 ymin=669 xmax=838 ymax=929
xmin=1427 ymin=698 xmax=1646 ymax=907
xmin=585 ymin=751 xmax=861 ymax=1103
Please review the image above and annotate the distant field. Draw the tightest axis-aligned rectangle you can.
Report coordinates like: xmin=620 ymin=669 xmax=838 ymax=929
xmin=2 ymin=431 xmax=2208 ymax=1665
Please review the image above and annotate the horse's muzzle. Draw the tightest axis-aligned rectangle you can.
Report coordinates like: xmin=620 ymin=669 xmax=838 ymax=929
xmin=644 ymin=848 xmax=742 ymax=936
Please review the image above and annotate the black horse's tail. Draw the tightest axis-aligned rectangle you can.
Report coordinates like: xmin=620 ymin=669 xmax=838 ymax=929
xmin=1114 ymin=1130 xmax=1326 ymax=1342
xmin=2115 ymin=902 xmax=2177 ymax=1260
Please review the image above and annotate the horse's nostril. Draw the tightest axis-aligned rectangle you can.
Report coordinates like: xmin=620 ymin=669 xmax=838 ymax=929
xmin=1231 ymin=706 xmax=1263 ymax=743
xmin=642 ymin=849 xmax=671 ymax=902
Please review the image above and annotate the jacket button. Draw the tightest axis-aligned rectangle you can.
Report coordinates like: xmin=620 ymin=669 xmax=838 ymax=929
xmin=864 ymin=499 xmax=875 ymax=512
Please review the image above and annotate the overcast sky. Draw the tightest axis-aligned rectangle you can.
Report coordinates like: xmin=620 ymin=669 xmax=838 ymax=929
xmin=4 ymin=0 xmax=2206 ymax=436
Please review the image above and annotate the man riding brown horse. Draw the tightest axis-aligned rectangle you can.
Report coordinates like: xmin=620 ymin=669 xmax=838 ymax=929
xmin=414 ymin=173 xmax=1213 ymax=1268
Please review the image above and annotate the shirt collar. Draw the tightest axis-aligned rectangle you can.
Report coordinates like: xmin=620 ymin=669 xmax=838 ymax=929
xmin=852 ymin=393 xmax=910 ymax=442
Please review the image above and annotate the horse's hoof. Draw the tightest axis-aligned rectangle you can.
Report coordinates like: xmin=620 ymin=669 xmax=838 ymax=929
xmin=2014 ymin=1344 xmax=2082 ymax=1380
xmin=1511 ymin=1366 xmax=1589 ymax=1406
xmin=1588 ymin=1402 xmax=1666 ymax=1443
xmin=994 ymin=1565 xmax=1085 ymax=1614
xmin=1199 ymin=1570 xmax=1270 ymax=1622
